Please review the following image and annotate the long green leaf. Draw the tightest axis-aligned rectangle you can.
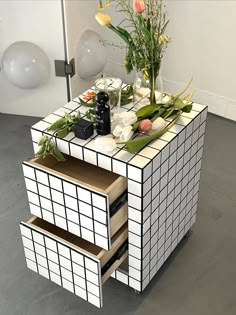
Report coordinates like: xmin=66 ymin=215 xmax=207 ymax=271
xmin=120 ymin=113 xmax=181 ymax=154
xmin=136 ymin=104 xmax=160 ymax=119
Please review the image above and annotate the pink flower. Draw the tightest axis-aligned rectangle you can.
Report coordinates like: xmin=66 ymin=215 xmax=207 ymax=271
xmin=139 ymin=119 xmax=152 ymax=132
xmin=133 ymin=0 xmax=146 ymax=13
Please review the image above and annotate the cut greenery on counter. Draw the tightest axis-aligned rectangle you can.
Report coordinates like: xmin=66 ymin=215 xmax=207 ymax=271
xmin=36 ymin=81 xmax=194 ymax=160
xmin=79 ymin=85 xmax=134 ymax=108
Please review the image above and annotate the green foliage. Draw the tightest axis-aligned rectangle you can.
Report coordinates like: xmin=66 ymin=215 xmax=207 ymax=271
xmin=47 ymin=112 xmax=81 ymax=138
xmin=79 ymin=85 xmax=134 ymax=108
xmin=36 ymin=136 xmax=65 ymax=162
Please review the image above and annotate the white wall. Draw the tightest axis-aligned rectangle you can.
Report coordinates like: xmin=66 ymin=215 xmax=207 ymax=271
xmin=63 ymin=0 xmax=134 ymax=99
xmin=163 ymin=0 xmax=236 ymax=121
xmin=0 ymin=0 xmax=68 ymax=117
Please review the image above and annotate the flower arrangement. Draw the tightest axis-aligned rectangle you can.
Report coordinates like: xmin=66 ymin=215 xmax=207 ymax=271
xmin=95 ymin=0 xmax=171 ymax=105
xmin=36 ymin=81 xmax=194 ymax=160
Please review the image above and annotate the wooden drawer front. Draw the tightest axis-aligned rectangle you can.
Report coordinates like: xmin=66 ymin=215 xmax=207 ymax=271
xmin=22 ymin=156 xmax=127 ymax=250
xmin=20 ymin=217 xmax=128 ymax=309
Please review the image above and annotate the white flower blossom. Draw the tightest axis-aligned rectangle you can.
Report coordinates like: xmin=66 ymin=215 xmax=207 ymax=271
xmin=113 ymin=112 xmax=137 ymax=126
xmin=94 ymin=137 xmax=117 ymax=152
xmin=152 ymin=117 xmax=167 ymax=131
xmin=113 ymin=124 xmax=124 ymax=138
xmin=119 ymin=126 xmax=134 ymax=142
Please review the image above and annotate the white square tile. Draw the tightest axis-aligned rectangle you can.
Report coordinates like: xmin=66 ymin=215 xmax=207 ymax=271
xmin=129 ymin=231 xmax=141 ymax=248
xmin=29 ymin=203 xmax=42 ymax=218
xmin=50 ymin=271 xmax=62 ymax=286
xmin=38 ymin=265 xmax=49 ymax=279
xmin=128 ymin=193 xmax=142 ymax=210
xmin=97 ymin=154 xmax=112 ymax=171
xmin=83 ymin=148 xmax=97 ymax=165
xmin=51 ymin=189 xmax=64 ymax=205
xmin=22 ymin=237 xmax=34 ymax=251
xmin=42 ymin=210 xmax=54 ymax=224
xmin=80 ymin=215 xmax=93 ymax=230
xmin=70 ymin=143 xmax=83 ymax=160
xmin=46 ymin=248 xmax=59 ymax=264
xmin=58 ymin=243 xmax=70 ymax=259
xmin=48 ymin=260 xmax=60 ymax=275
xmin=85 ymin=258 xmax=98 ymax=274
xmin=74 ymin=274 xmax=86 ymax=289
xmin=86 ymin=269 xmax=99 ymax=286
xmin=87 ymin=293 xmax=100 ymax=308
xmin=60 ymin=255 xmax=72 ymax=271
xmin=32 ymin=230 xmax=44 ymax=246
xmin=152 ymin=167 xmax=160 ymax=186
xmin=32 ymin=120 xmax=50 ymax=131
xmin=112 ymin=159 xmax=127 ymax=177
xmin=35 ymin=170 xmax=49 ymax=186
xmin=24 ymin=178 xmax=37 ymax=194
xmin=93 ymin=207 xmax=107 ymax=224
xmin=22 ymin=164 xmax=36 ymax=180
xmin=31 ymin=129 xmax=42 ymax=143
xmin=79 ymin=201 xmax=92 ymax=217
xmin=94 ymin=221 xmax=108 ymax=238
xmin=62 ymin=278 xmax=74 ymax=293
xmin=129 ymin=278 xmax=141 ymax=291
xmin=64 ymin=195 xmax=78 ymax=211
xmin=40 ymin=196 xmax=53 ymax=211
xmin=95 ymin=234 xmax=108 ymax=250
xmin=75 ymin=285 xmax=87 ymax=300
xmin=45 ymin=237 xmax=57 ymax=252
xmin=128 ymin=207 xmax=142 ymax=223
xmin=129 ymin=220 xmax=141 ymax=235
xmin=129 ymin=255 xmax=141 ymax=270
xmin=55 ymin=215 xmax=67 ymax=230
xmin=128 ymin=165 xmax=142 ymax=182
xmin=81 ymin=227 xmax=94 ymax=243
xmin=53 ymin=202 xmax=66 ymax=217
xmin=34 ymin=242 xmax=46 ymax=257
xmin=92 ymin=193 xmax=107 ymax=211
xmin=71 ymin=252 xmax=84 ymax=267
xmin=63 ymin=181 xmax=77 ymax=198
xmin=49 ymin=176 xmax=62 ymax=191
xmin=24 ymin=247 xmax=36 ymax=262
xmin=27 ymin=191 xmax=40 ymax=206
xmin=66 ymin=208 xmax=79 ymax=224
xmin=77 ymin=187 xmax=91 ymax=204
xmin=68 ymin=221 xmax=81 ymax=237
xmin=139 ymin=146 xmax=160 ymax=159
xmin=38 ymin=184 xmax=50 ymax=199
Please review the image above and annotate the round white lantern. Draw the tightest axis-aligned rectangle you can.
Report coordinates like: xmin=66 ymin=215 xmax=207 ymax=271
xmin=2 ymin=41 xmax=50 ymax=89
xmin=76 ymin=30 xmax=107 ymax=79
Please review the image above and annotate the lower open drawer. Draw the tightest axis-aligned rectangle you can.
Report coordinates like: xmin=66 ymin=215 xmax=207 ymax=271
xmin=20 ymin=216 xmax=128 ymax=308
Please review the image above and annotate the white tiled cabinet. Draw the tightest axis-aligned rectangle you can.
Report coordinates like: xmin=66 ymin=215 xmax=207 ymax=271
xmin=20 ymin=84 xmax=208 ymax=308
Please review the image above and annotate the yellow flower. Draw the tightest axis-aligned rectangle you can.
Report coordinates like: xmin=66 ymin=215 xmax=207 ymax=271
xmin=95 ymin=13 xmax=111 ymax=26
xmin=159 ymin=34 xmax=172 ymax=45
xmin=98 ymin=4 xmax=104 ymax=10
xmin=105 ymin=0 xmax=110 ymax=6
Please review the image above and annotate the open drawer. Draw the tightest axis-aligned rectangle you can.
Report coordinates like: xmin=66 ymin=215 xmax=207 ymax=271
xmin=22 ymin=155 xmax=128 ymax=250
xmin=20 ymin=216 xmax=128 ymax=308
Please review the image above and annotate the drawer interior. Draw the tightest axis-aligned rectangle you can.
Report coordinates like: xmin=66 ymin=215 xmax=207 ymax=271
xmin=27 ymin=216 xmax=128 ymax=270
xmin=29 ymin=155 xmax=127 ymax=204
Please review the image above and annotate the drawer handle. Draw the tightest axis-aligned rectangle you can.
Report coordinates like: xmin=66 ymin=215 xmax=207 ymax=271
xmin=101 ymin=241 xmax=128 ymax=276
xmin=110 ymin=190 xmax=128 ymax=217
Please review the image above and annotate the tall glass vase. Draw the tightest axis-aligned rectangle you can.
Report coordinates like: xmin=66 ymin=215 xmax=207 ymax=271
xmin=133 ymin=70 xmax=163 ymax=110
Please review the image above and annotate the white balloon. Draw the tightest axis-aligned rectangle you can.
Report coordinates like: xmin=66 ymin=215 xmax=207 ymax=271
xmin=76 ymin=30 xmax=107 ymax=79
xmin=2 ymin=41 xmax=50 ymax=89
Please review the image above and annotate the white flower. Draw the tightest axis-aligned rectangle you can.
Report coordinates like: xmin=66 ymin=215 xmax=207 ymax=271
xmin=152 ymin=117 xmax=167 ymax=131
xmin=94 ymin=137 xmax=117 ymax=152
xmin=113 ymin=124 xmax=123 ymax=138
xmin=119 ymin=126 xmax=134 ymax=142
xmin=113 ymin=112 xmax=137 ymax=126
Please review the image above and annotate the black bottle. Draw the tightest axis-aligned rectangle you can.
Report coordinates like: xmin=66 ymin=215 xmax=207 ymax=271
xmin=96 ymin=91 xmax=111 ymax=135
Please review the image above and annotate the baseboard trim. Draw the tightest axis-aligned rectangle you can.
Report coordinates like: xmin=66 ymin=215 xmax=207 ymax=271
xmin=163 ymin=78 xmax=236 ymax=122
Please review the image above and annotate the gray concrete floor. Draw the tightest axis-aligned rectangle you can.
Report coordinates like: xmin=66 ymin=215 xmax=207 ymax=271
xmin=0 ymin=112 xmax=236 ymax=315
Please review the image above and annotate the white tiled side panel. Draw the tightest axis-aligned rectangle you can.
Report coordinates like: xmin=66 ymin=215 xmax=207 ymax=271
xmin=113 ymin=107 xmax=208 ymax=292
xmin=20 ymin=223 xmax=103 ymax=308
xmin=22 ymin=164 xmax=111 ymax=250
